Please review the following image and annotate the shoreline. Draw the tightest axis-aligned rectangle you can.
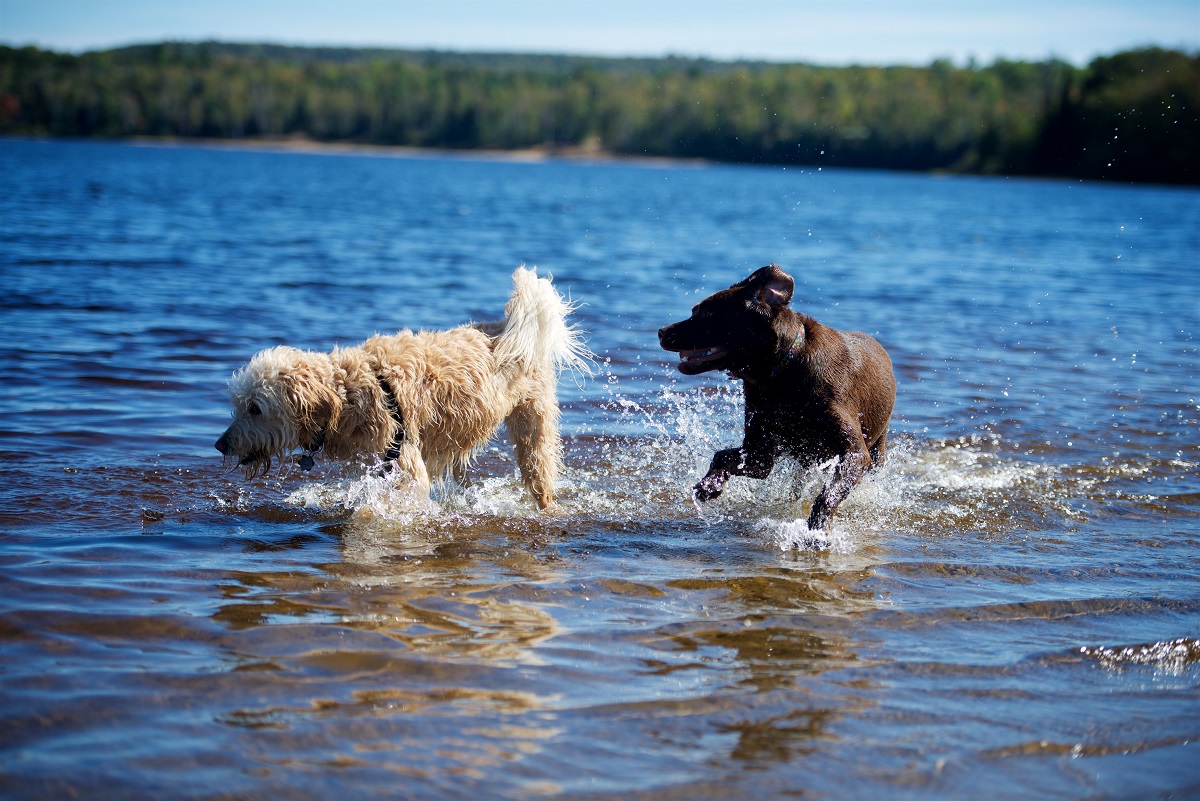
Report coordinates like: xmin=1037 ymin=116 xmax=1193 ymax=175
xmin=9 ymin=134 xmax=1195 ymax=188
xmin=124 ymin=134 xmax=709 ymax=169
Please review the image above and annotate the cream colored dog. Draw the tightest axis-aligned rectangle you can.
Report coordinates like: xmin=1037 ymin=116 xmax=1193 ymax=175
xmin=215 ymin=267 xmax=590 ymax=509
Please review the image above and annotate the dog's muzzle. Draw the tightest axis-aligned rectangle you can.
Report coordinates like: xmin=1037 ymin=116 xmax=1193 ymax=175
xmin=659 ymin=324 xmax=729 ymax=374
xmin=214 ymin=431 xmax=259 ymax=466
xmin=677 ymin=347 xmax=729 ymax=371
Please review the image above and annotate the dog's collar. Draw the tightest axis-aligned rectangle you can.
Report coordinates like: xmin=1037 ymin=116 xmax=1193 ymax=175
xmin=377 ymin=373 xmax=405 ymax=463
xmin=297 ymin=372 xmax=405 ymax=473
xmin=771 ymin=325 xmax=805 ymax=377
xmin=298 ymin=428 xmax=325 ymax=472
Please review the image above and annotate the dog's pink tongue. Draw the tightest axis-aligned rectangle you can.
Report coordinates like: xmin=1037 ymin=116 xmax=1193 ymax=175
xmin=681 ymin=347 xmax=725 ymax=365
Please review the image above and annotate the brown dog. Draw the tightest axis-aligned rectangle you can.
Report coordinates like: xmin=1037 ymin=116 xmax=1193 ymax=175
xmin=658 ymin=264 xmax=896 ymax=532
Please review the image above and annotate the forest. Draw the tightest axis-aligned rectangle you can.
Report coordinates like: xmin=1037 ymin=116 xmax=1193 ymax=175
xmin=1 ymin=42 xmax=1196 ymax=184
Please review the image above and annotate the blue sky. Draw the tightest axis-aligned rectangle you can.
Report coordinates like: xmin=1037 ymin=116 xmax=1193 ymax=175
xmin=1 ymin=0 xmax=1197 ymax=65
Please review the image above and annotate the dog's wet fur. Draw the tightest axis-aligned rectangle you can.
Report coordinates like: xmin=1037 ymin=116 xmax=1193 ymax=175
xmin=215 ymin=267 xmax=591 ymax=510
xmin=659 ymin=264 xmax=896 ymax=532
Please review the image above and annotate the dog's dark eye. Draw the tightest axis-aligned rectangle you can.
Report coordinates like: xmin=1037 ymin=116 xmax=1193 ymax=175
xmin=247 ymin=402 xmax=262 ymax=416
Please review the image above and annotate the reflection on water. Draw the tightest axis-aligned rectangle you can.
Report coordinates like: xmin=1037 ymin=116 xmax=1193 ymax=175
xmin=1 ymin=138 xmax=1198 ymax=799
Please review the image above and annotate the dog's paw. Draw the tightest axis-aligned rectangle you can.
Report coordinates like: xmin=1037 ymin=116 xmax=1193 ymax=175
xmin=692 ymin=474 xmax=726 ymax=502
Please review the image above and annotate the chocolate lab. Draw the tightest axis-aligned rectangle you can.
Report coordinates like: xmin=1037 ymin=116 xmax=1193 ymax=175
xmin=658 ymin=264 xmax=896 ymax=533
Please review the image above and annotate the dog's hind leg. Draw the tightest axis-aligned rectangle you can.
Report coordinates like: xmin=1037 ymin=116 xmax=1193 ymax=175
xmin=867 ymin=433 xmax=887 ymax=471
xmin=505 ymin=396 xmax=560 ymax=510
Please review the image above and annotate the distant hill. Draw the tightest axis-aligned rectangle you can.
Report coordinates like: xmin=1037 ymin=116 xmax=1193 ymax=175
xmin=2 ymin=41 xmax=1196 ymax=183
xmin=107 ymin=40 xmax=775 ymax=74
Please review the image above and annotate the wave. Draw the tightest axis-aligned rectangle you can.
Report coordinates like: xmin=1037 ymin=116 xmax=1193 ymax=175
xmin=1078 ymin=637 xmax=1200 ymax=674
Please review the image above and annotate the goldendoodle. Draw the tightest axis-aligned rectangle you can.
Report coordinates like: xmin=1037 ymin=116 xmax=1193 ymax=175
xmin=215 ymin=267 xmax=590 ymax=509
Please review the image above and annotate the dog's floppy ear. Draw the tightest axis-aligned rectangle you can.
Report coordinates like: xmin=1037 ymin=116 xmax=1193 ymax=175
xmin=279 ymin=353 xmax=341 ymax=433
xmin=743 ymin=264 xmax=794 ymax=309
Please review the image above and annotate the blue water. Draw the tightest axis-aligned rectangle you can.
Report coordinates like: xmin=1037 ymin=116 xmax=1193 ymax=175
xmin=1 ymin=137 xmax=1198 ymax=800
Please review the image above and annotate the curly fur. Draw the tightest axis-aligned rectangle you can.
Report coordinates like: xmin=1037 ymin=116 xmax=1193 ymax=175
xmin=215 ymin=267 xmax=591 ymax=509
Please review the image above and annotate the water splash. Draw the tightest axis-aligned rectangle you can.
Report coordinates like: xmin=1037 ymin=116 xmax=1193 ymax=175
xmin=285 ymin=460 xmax=442 ymax=524
xmin=200 ymin=377 xmax=1191 ymax=552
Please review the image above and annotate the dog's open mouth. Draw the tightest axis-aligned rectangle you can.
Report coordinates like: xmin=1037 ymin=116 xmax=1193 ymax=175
xmin=678 ymin=347 xmax=729 ymax=372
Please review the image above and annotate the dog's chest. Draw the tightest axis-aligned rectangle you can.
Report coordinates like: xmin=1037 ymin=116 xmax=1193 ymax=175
xmin=746 ymin=380 xmax=842 ymax=452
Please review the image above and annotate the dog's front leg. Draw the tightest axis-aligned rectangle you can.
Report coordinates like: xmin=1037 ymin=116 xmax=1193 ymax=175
xmin=807 ymin=448 xmax=869 ymax=532
xmin=693 ymin=446 xmax=774 ymax=501
xmin=391 ymin=439 xmax=431 ymax=493
xmin=693 ymin=447 xmax=739 ymax=501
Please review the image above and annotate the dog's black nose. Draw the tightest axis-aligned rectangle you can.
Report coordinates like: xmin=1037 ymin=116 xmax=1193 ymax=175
xmin=214 ymin=434 xmax=229 ymax=455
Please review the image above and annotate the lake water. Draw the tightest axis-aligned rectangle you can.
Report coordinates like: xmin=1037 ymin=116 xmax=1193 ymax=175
xmin=2 ymin=137 xmax=1198 ymax=800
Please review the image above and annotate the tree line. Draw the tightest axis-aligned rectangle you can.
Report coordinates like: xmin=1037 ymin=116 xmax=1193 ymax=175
xmin=1 ymin=42 xmax=1196 ymax=184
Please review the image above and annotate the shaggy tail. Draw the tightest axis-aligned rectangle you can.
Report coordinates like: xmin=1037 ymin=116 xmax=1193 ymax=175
xmin=492 ymin=266 xmax=593 ymax=376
